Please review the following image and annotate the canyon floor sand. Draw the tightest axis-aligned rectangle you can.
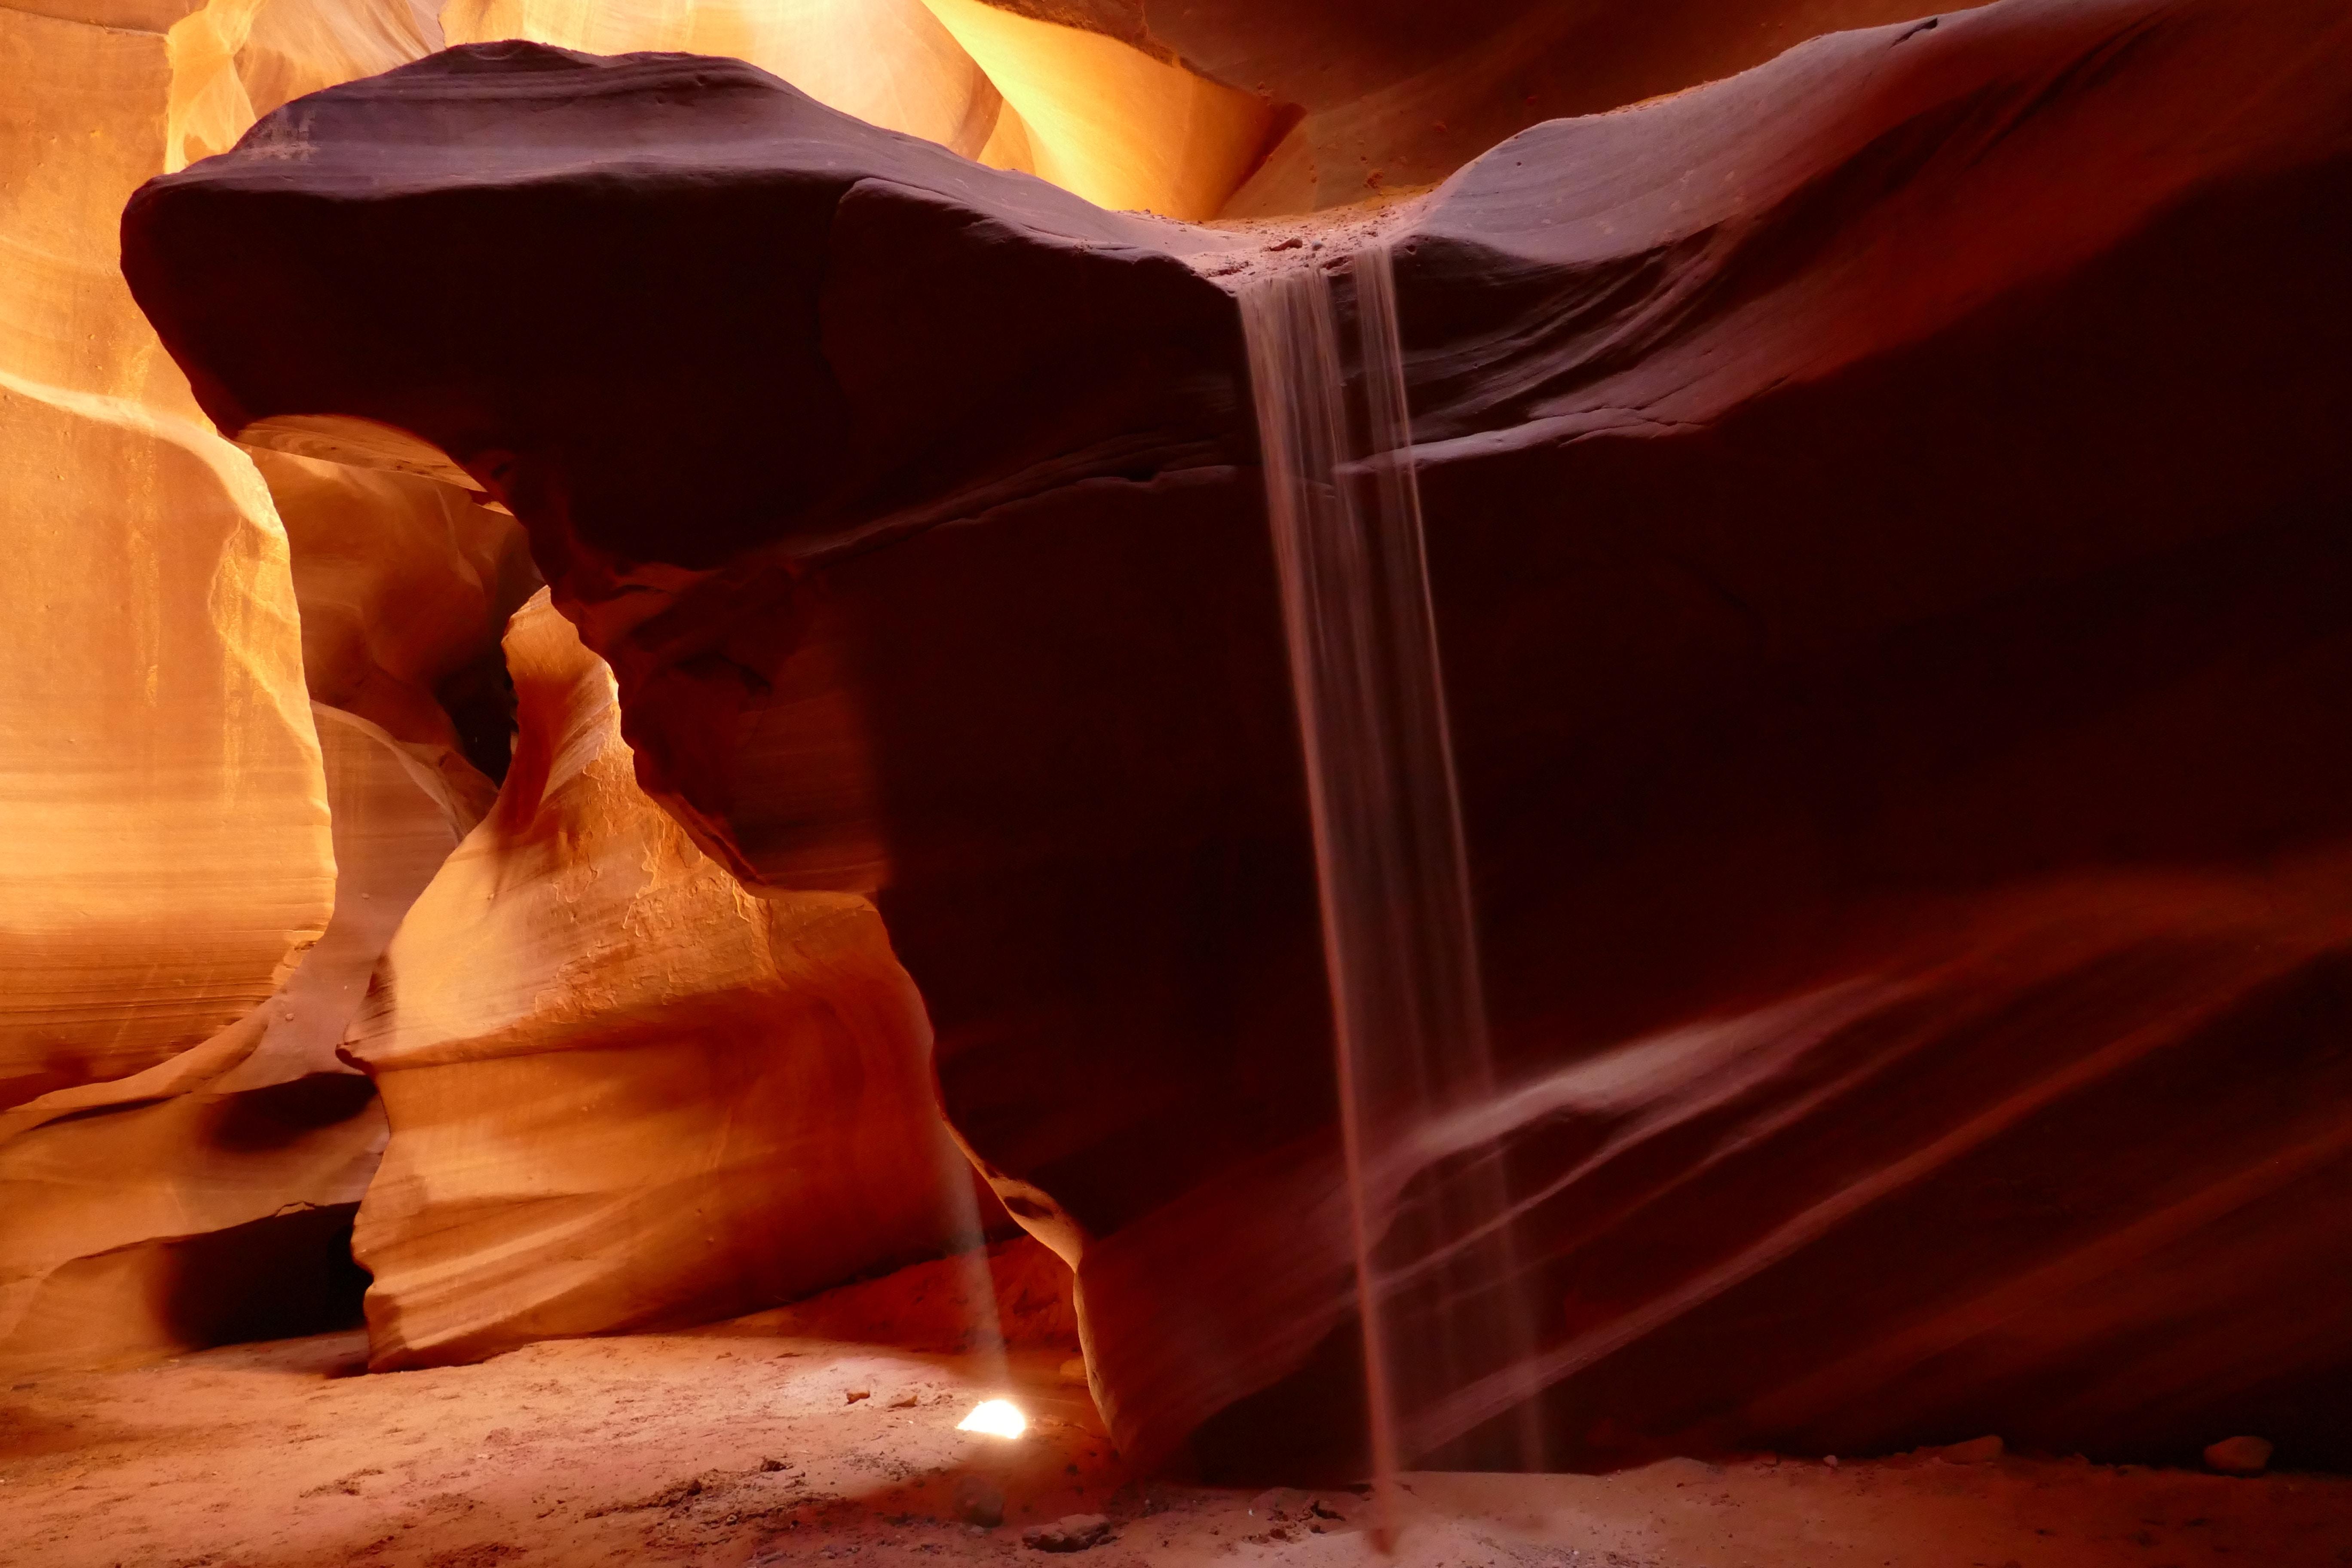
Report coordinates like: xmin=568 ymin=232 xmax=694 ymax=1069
xmin=3 ymin=1296 xmax=2345 ymax=1568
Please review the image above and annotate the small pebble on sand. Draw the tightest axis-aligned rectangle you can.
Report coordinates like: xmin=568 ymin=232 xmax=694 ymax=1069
xmin=1932 ymin=1435 xmax=2005 ymax=1465
xmin=1023 ymin=1513 xmax=1113 ymax=1553
xmin=2204 ymin=1436 xmax=2273 ymax=1476
xmin=951 ymin=1474 xmax=1004 ymax=1528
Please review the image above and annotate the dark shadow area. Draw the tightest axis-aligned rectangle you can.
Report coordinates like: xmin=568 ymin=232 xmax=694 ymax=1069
xmin=437 ymin=642 xmax=521 ymax=783
xmin=162 ymin=1203 xmax=371 ymax=1349
xmin=209 ymin=1074 xmax=382 ymax=1152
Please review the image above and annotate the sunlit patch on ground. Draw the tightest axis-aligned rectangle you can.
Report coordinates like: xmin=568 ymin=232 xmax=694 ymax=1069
xmin=956 ymin=1398 xmax=1028 ymax=1439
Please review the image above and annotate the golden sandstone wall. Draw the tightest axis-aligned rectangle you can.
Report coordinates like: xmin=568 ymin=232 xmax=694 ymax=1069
xmin=0 ymin=0 xmax=346 ymax=1373
xmin=347 ymin=595 xmax=979 ymax=1369
xmin=0 ymin=0 xmax=335 ymax=1110
xmin=0 ymin=0 xmax=1069 ymax=1375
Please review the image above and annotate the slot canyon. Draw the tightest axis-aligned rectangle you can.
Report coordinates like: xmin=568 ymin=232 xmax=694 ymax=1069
xmin=3 ymin=0 xmax=2350 ymax=1563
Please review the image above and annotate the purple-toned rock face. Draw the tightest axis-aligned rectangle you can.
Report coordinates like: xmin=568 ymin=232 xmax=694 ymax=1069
xmin=126 ymin=0 xmax=2352 ymax=1473
xmin=120 ymin=43 xmax=1240 ymax=573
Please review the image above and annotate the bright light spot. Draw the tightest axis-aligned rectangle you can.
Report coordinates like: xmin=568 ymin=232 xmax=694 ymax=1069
xmin=956 ymin=1399 xmax=1027 ymax=1439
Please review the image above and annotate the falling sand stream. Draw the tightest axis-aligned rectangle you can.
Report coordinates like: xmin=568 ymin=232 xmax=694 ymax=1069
xmin=1240 ymin=245 xmax=1543 ymax=1547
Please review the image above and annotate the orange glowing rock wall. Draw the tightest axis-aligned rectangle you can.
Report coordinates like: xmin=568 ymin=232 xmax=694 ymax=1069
xmin=3 ymin=0 xmax=1101 ymax=1379
xmin=0 ymin=0 xmax=351 ymax=1373
xmin=260 ymin=446 xmax=538 ymax=794
xmin=0 ymin=0 xmax=346 ymax=1100
xmin=0 ymin=700 xmax=480 ymax=1376
xmin=344 ymin=594 xmax=989 ymax=1370
xmin=0 ymin=375 xmax=333 ymax=1105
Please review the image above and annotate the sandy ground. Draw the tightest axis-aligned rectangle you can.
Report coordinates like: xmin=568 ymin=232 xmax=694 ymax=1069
xmin=3 ymin=1301 xmax=2346 ymax=1568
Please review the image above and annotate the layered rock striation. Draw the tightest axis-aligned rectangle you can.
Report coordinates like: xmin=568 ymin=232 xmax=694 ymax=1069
xmin=344 ymin=593 xmax=993 ymax=1369
xmin=126 ymin=0 xmax=2352 ymax=1467
xmin=0 ymin=698 xmax=485 ymax=1375
xmin=0 ymin=0 xmax=454 ymax=1375
xmin=0 ymin=375 xmax=336 ymax=1109
xmin=1018 ymin=0 xmax=2006 ymax=215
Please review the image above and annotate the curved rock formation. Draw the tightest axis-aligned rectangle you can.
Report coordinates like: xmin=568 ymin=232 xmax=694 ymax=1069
xmin=0 ymin=0 xmax=530 ymax=1375
xmin=441 ymin=0 xmax=1007 ymax=160
xmin=0 ymin=371 xmax=334 ymax=1111
xmin=1 ymin=0 xmax=345 ymax=1102
xmin=1006 ymin=0 xmax=2003 ymax=214
xmin=434 ymin=0 xmax=1291 ymax=217
xmin=259 ymin=447 xmax=538 ymax=788
xmin=0 ymin=701 xmax=481 ymax=1376
xmin=163 ymin=0 xmax=447 ymax=172
xmin=345 ymin=593 xmax=992 ymax=1369
xmin=922 ymin=0 xmax=1278 ymax=217
xmin=124 ymin=0 xmax=2352 ymax=1470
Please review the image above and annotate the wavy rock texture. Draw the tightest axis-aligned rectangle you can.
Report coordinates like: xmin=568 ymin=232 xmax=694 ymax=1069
xmin=258 ymin=446 xmax=538 ymax=788
xmin=0 ymin=1 xmax=340 ymax=1103
xmin=0 ymin=702 xmax=479 ymax=1377
xmin=125 ymin=0 xmax=2352 ymax=1470
xmin=345 ymin=593 xmax=989 ymax=1370
xmin=0 ymin=0 xmax=533 ymax=1375
xmin=442 ymin=0 xmax=1003 ymax=156
xmin=984 ymin=0 xmax=2003 ymax=215
xmin=434 ymin=0 xmax=1286 ymax=217
xmin=919 ymin=0 xmax=1276 ymax=218
xmin=2 ymin=0 xmax=1027 ymax=1382
xmin=0 ymin=372 xmax=334 ymax=1110
xmin=162 ymin=0 xmax=447 ymax=172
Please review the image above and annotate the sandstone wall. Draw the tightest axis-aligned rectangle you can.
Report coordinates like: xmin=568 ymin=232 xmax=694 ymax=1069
xmin=120 ymin=0 xmax=2352 ymax=1467
xmin=345 ymin=594 xmax=993 ymax=1369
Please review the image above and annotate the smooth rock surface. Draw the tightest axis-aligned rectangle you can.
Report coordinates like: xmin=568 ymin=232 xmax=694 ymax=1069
xmin=1050 ymin=0 xmax=2000 ymax=216
xmin=0 ymin=371 xmax=334 ymax=1110
xmin=443 ymin=0 xmax=1004 ymax=159
xmin=260 ymin=446 xmax=539 ymax=787
xmin=343 ymin=593 xmax=996 ymax=1368
xmin=922 ymin=0 xmax=1277 ymax=218
xmin=0 ymin=0 xmax=488 ymax=1378
xmin=123 ymin=0 xmax=2352 ymax=1471
xmin=0 ymin=699 xmax=477 ymax=1376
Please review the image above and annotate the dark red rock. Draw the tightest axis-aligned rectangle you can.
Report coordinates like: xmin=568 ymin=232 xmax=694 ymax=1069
xmin=123 ymin=0 xmax=2352 ymax=1474
xmin=121 ymin=43 xmax=1237 ymax=575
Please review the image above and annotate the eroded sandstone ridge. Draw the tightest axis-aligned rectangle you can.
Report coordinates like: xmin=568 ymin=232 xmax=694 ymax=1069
xmin=345 ymin=592 xmax=991 ymax=1368
xmin=107 ymin=0 xmax=2352 ymax=1470
xmin=0 ymin=698 xmax=474 ymax=1375
xmin=1007 ymin=0 xmax=2008 ymax=214
xmin=1 ymin=0 xmax=1268 ymax=1380
xmin=1 ymin=0 xmax=367 ymax=1373
xmin=0 ymin=0 xmax=569 ymax=1375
